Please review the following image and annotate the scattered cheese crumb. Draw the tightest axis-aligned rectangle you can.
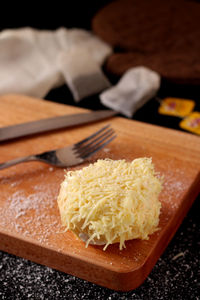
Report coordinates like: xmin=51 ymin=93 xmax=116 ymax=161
xmin=57 ymin=158 xmax=162 ymax=250
xmin=172 ymin=252 xmax=185 ymax=261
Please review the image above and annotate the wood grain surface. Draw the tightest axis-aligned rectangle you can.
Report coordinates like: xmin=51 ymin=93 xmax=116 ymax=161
xmin=0 ymin=94 xmax=199 ymax=291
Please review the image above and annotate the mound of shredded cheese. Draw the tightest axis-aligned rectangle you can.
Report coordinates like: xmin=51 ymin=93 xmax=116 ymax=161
xmin=57 ymin=158 xmax=162 ymax=250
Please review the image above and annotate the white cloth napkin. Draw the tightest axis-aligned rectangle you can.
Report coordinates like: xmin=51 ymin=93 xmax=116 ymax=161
xmin=58 ymin=47 xmax=111 ymax=102
xmin=100 ymin=66 xmax=161 ymax=117
xmin=0 ymin=27 xmax=112 ymax=100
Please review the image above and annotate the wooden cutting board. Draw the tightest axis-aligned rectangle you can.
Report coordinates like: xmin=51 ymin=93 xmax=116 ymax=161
xmin=0 ymin=94 xmax=200 ymax=291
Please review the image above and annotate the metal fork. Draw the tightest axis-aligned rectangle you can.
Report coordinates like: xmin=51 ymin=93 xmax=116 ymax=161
xmin=0 ymin=125 xmax=116 ymax=170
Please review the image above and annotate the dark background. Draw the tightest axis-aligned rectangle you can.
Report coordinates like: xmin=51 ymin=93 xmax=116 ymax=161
xmin=1 ymin=0 xmax=200 ymax=133
xmin=0 ymin=1 xmax=200 ymax=299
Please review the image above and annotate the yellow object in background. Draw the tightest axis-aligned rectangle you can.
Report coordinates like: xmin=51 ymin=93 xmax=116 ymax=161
xmin=158 ymin=97 xmax=195 ymax=117
xmin=179 ymin=112 xmax=200 ymax=135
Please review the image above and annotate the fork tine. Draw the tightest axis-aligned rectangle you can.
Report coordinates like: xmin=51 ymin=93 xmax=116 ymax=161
xmin=74 ymin=128 xmax=114 ymax=154
xmin=74 ymin=124 xmax=111 ymax=147
xmin=75 ymin=128 xmax=116 ymax=159
xmin=80 ymin=134 xmax=116 ymax=159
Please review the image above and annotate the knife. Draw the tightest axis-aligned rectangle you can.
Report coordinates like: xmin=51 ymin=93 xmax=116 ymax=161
xmin=0 ymin=110 xmax=117 ymax=142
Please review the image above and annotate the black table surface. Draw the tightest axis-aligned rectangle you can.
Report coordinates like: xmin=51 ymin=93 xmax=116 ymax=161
xmin=0 ymin=2 xmax=200 ymax=298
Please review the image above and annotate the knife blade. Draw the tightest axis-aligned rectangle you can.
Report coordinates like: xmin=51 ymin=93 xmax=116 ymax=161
xmin=0 ymin=110 xmax=117 ymax=142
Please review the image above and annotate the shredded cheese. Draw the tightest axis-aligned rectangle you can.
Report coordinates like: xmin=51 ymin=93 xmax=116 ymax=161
xmin=57 ymin=158 xmax=162 ymax=250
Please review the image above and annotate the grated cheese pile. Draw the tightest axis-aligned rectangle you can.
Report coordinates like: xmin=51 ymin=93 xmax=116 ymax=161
xmin=57 ymin=158 xmax=162 ymax=250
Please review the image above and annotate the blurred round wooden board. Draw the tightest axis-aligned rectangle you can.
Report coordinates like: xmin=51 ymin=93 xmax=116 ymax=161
xmin=92 ymin=0 xmax=200 ymax=84
xmin=0 ymin=94 xmax=200 ymax=291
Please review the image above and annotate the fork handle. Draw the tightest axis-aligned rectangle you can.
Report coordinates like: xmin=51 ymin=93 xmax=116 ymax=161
xmin=0 ymin=155 xmax=36 ymax=170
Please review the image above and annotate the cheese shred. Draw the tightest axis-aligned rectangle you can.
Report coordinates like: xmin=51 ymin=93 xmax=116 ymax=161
xmin=57 ymin=158 xmax=162 ymax=250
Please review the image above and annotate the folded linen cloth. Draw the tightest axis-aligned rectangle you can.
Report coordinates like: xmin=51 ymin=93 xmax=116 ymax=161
xmin=58 ymin=47 xmax=111 ymax=102
xmin=0 ymin=27 xmax=112 ymax=100
xmin=100 ymin=66 xmax=161 ymax=117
